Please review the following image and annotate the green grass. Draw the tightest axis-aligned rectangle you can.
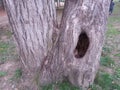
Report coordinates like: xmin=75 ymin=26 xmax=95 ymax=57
xmin=102 ymin=47 xmax=112 ymax=56
xmin=0 ymin=41 xmax=9 ymax=63
xmin=106 ymin=1 xmax=120 ymax=37
xmin=113 ymin=2 xmax=120 ymax=15
xmin=108 ymin=16 xmax=120 ymax=24
xmin=114 ymin=68 xmax=120 ymax=79
xmin=106 ymin=24 xmax=120 ymax=37
xmin=0 ymin=26 xmax=17 ymax=63
xmin=114 ymin=53 xmax=120 ymax=57
xmin=57 ymin=82 xmax=80 ymax=90
xmin=0 ymin=42 xmax=9 ymax=53
xmin=5 ymin=31 xmax=13 ymax=38
xmin=94 ymin=72 xmax=113 ymax=89
xmin=42 ymin=81 xmax=80 ymax=90
xmin=0 ymin=26 xmax=12 ymax=38
xmin=0 ymin=41 xmax=18 ymax=63
xmin=102 ymin=47 xmax=111 ymax=53
xmin=92 ymin=71 xmax=120 ymax=90
xmin=114 ymin=0 xmax=117 ymax=1
xmin=100 ymin=56 xmax=114 ymax=67
xmin=0 ymin=42 xmax=14 ymax=62
xmin=14 ymin=69 xmax=22 ymax=79
xmin=0 ymin=71 xmax=7 ymax=77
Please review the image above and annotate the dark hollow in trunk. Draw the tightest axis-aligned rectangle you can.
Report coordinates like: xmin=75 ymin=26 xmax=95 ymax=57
xmin=74 ymin=32 xmax=90 ymax=58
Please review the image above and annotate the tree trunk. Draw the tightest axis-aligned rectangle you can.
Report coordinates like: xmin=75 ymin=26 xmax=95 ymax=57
xmin=4 ymin=0 xmax=110 ymax=89
xmin=0 ymin=0 xmax=4 ymax=10
xmin=57 ymin=0 xmax=60 ymax=7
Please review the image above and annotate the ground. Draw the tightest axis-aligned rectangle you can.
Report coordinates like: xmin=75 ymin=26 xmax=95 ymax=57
xmin=0 ymin=1 xmax=120 ymax=90
xmin=0 ymin=9 xmax=21 ymax=90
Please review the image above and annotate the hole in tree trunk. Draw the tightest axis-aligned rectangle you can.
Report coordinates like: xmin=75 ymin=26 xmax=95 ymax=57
xmin=74 ymin=31 xmax=90 ymax=58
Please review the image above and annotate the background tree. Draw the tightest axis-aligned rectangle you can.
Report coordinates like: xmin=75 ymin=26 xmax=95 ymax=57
xmin=0 ymin=0 xmax=4 ymax=10
xmin=4 ymin=0 xmax=110 ymax=89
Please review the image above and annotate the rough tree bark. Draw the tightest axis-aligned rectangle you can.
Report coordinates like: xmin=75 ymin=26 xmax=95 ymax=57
xmin=4 ymin=0 xmax=110 ymax=89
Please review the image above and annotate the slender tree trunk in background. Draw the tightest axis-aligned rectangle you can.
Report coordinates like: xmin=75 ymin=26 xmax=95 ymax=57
xmin=4 ymin=0 xmax=110 ymax=89
xmin=0 ymin=0 xmax=4 ymax=10
xmin=57 ymin=0 xmax=60 ymax=7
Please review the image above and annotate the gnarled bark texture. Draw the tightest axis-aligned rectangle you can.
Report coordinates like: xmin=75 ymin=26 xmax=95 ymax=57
xmin=4 ymin=0 xmax=110 ymax=89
